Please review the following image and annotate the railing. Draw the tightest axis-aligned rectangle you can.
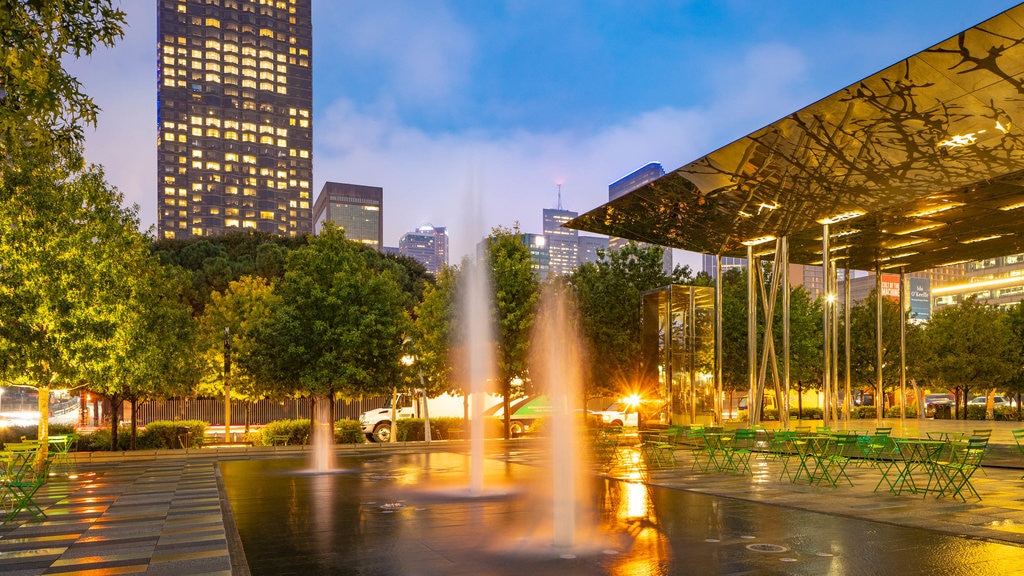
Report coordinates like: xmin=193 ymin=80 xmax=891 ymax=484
xmin=132 ymin=396 xmax=389 ymax=426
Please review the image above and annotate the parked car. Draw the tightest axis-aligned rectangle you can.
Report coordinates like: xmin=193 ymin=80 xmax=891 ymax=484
xmin=924 ymin=392 xmax=954 ymax=417
xmin=590 ymin=401 xmax=639 ymax=428
xmin=967 ymin=395 xmax=1015 ymax=408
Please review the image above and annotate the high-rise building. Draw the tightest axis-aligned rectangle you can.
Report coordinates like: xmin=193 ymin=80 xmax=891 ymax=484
xmin=578 ymin=235 xmax=609 ymax=266
xmin=312 ymin=182 xmax=383 ymax=249
xmin=399 ymin=225 xmax=449 ymax=275
xmin=701 ymin=254 xmax=747 ymax=279
xmin=157 ymin=0 xmax=313 ymax=240
xmin=543 ymin=208 xmax=578 ymax=277
xmin=608 ymin=162 xmax=672 ymax=274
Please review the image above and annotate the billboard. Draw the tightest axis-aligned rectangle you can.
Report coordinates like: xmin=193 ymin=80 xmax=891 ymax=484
xmin=909 ymin=277 xmax=931 ymax=322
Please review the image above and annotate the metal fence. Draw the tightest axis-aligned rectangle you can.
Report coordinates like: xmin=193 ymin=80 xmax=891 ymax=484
xmin=132 ymin=396 xmax=389 ymax=427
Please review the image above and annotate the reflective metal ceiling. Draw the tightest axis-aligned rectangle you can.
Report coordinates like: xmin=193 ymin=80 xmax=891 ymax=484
xmin=568 ymin=5 xmax=1024 ymax=273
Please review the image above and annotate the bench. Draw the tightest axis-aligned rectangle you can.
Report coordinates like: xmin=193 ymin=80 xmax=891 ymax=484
xmin=267 ymin=434 xmax=291 ymax=446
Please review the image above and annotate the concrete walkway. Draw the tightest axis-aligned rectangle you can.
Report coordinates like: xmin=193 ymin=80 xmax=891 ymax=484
xmin=0 ymin=424 xmax=1021 ymax=575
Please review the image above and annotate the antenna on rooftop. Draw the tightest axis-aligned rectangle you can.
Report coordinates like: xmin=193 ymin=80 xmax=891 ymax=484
xmin=556 ymin=181 xmax=563 ymax=210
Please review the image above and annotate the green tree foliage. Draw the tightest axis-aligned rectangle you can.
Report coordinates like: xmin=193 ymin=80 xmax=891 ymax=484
xmin=847 ymin=291 xmax=905 ymax=412
xmin=87 ymin=260 xmax=201 ymax=449
xmin=413 ymin=264 xmax=459 ymax=397
xmin=570 ymin=242 xmax=692 ymax=400
xmin=0 ymin=0 xmax=126 ymax=166
xmin=200 ymin=275 xmax=282 ymax=403
xmin=486 ymin=226 xmax=540 ymax=438
xmin=918 ymin=296 xmax=1016 ymax=420
xmin=250 ymin=225 xmax=412 ymax=433
xmin=152 ymin=231 xmax=307 ymax=315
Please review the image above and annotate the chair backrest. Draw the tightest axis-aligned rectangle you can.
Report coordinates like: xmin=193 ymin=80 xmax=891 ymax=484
xmin=1013 ymin=428 xmax=1024 ymax=447
xmin=874 ymin=427 xmax=892 ymax=436
xmin=971 ymin=429 xmax=993 ymax=441
xmin=794 ymin=425 xmax=811 ymax=434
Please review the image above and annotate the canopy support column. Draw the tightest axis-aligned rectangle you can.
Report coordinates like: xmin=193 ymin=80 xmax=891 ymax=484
xmin=821 ymin=224 xmax=831 ymax=425
xmin=875 ymin=264 xmax=884 ymax=421
xmin=900 ymin=267 xmax=907 ymax=426
xmin=715 ymin=254 xmax=723 ymax=426
xmin=747 ymin=244 xmax=757 ymax=425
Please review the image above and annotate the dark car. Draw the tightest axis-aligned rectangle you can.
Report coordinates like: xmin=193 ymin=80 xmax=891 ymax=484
xmin=924 ymin=392 xmax=954 ymax=417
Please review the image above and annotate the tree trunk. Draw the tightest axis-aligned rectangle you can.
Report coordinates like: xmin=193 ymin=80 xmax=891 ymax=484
xmin=328 ymin=386 xmax=336 ymax=444
xmin=502 ymin=383 xmax=511 ymax=440
xmin=130 ymin=397 xmax=138 ymax=450
xmin=110 ymin=396 xmax=121 ymax=451
xmin=36 ymin=382 xmax=51 ymax=471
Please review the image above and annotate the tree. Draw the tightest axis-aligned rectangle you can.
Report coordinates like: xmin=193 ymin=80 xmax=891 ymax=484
xmin=200 ymin=275 xmax=282 ymax=430
xmin=1002 ymin=300 xmax=1024 ymax=420
xmin=88 ymin=260 xmax=201 ymax=449
xmin=847 ymin=291 xmax=903 ymax=414
xmin=486 ymin=225 xmax=540 ymax=438
xmin=0 ymin=1 xmax=126 ymax=167
xmin=920 ymin=296 xmax=1016 ymax=420
xmin=250 ymin=225 xmax=411 ymax=436
xmin=570 ymin=242 xmax=692 ymax=401
xmin=0 ymin=166 xmax=149 ymax=461
xmin=413 ymin=265 xmax=459 ymax=397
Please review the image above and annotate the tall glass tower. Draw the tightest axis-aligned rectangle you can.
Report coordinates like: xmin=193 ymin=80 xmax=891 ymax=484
xmin=157 ymin=0 xmax=313 ymax=239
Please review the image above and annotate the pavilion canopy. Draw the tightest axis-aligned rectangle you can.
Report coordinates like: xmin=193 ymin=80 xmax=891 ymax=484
xmin=567 ymin=5 xmax=1024 ymax=273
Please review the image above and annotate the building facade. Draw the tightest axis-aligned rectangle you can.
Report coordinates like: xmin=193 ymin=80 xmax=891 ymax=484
xmin=157 ymin=0 xmax=313 ymax=239
xmin=608 ymin=163 xmax=673 ymax=274
xmin=578 ymin=235 xmax=609 ymax=266
xmin=312 ymin=182 xmax=383 ymax=249
xmin=701 ymin=254 xmax=747 ymax=279
xmin=399 ymin=225 xmax=449 ymax=275
xmin=542 ymin=208 xmax=579 ymax=277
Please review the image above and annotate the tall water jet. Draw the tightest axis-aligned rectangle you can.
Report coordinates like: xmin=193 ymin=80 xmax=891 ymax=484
xmin=531 ymin=282 xmax=591 ymax=550
xmin=461 ymin=257 xmax=495 ymax=495
xmin=310 ymin=398 xmax=334 ymax=473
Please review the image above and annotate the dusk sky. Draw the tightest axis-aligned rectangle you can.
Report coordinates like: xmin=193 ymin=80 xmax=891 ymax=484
xmin=68 ymin=1 xmax=1019 ymax=270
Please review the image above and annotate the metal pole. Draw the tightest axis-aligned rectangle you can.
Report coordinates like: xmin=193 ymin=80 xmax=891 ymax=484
xmin=716 ymin=254 xmax=724 ymax=425
xmin=844 ymin=261 xmax=852 ymax=422
xmin=821 ymin=224 xmax=831 ymax=425
xmin=830 ymin=256 xmax=839 ymax=427
xmin=900 ymin=268 xmax=907 ymax=426
xmin=223 ymin=327 xmax=231 ymax=442
xmin=782 ymin=237 xmax=790 ymax=428
xmin=747 ymin=244 xmax=757 ymax=426
xmin=875 ymin=265 xmax=884 ymax=422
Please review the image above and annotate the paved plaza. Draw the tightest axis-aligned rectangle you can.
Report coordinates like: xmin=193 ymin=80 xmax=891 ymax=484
xmin=1 ymin=420 xmax=1023 ymax=575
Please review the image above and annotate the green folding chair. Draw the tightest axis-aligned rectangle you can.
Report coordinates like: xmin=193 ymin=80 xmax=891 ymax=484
xmin=1012 ymin=429 xmax=1024 ymax=479
xmin=2 ymin=445 xmax=51 ymax=524
xmin=723 ymin=429 xmax=755 ymax=474
xmin=932 ymin=437 xmax=988 ymax=502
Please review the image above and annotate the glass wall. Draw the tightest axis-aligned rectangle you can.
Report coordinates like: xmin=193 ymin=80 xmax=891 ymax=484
xmin=641 ymin=285 xmax=716 ymax=426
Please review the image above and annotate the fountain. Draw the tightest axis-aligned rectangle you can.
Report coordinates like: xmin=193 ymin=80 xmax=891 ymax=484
xmin=462 ymin=257 xmax=494 ymax=495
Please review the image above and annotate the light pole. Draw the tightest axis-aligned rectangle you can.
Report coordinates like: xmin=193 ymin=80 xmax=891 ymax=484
xmin=224 ymin=327 xmax=231 ymax=442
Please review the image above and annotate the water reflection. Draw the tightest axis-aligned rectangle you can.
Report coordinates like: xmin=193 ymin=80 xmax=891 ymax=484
xmin=222 ymin=453 xmax=1024 ymax=576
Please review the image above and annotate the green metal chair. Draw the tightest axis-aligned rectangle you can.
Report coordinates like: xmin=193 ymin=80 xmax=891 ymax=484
xmin=932 ymin=437 xmax=988 ymax=501
xmin=723 ymin=429 xmax=756 ymax=474
xmin=816 ymin=435 xmax=857 ymax=486
xmin=1012 ymin=429 xmax=1024 ymax=479
xmin=2 ymin=444 xmax=52 ymax=524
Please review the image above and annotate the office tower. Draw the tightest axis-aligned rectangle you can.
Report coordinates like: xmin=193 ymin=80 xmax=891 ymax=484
xmin=701 ymin=254 xmax=747 ymax=279
xmin=312 ymin=182 xmax=383 ymax=249
xmin=543 ymin=208 xmax=578 ymax=277
xmin=608 ymin=162 xmax=672 ymax=273
xmin=157 ymin=0 xmax=313 ymax=239
xmin=399 ymin=225 xmax=449 ymax=275
xmin=578 ymin=235 xmax=609 ymax=266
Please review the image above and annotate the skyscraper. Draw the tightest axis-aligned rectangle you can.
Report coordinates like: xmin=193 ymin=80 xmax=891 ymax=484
xmin=312 ymin=182 xmax=383 ymax=249
xmin=399 ymin=225 xmax=449 ymax=275
xmin=542 ymin=208 xmax=578 ymax=277
xmin=157 ymin=0 xmax=313 ymax=239
xmin=608 ymin=162 xmax=672 ymax=274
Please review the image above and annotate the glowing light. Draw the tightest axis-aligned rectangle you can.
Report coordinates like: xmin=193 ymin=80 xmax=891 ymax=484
xmin=741 ymin=235 xmax=776 ymax=246
xmin=893 ymin=222 xmax=945 ymax=235
xmin=817 ymin=210 xmax=865 ymax=225
xmin=938 ymin=132 xmax=981 ymax=148
xmin=960 ymin=234 xmax=1004 ymax=244
xmin=908 ymin=202 xmax=963 ymax=218
xmin=880 ymin=251 xmax=919 ymax=261
xmin=623 ymin=394 xmax=642 ymax=409
xmin=998 ymin=200 xmax=1024 ymax=211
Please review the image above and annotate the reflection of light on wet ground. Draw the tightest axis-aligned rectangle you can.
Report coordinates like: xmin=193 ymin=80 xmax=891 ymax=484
xmin=222 ymin=452 xmax=1024 ymax=575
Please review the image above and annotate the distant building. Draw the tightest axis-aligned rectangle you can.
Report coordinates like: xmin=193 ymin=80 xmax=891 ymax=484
xmin=543 ymin=208 xmax=578 ymax=277
xmin=609 ymin=162 xmax=665 ymax=201
xmin=839 ymin=273 xmax=932 ymax=322
xmin=156 ymin=0 xmax=313 ymax=239
xmin=476 ymin=232 xmax=549 ymax=278
xmin=701 ymin=254 xmax=747 ymax=279
xmin=312 ymin=182 xmax=382 ymax=249
xmin=608 ymin=163 xmax=672 ymax=274
xmin=578 ymin=235 xmax=609 ymax=266
xmin=399 ymin=225 xmax=449 ymax=275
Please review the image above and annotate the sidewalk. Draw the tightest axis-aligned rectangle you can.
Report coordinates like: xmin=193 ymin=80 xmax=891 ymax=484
xmin=0 ymin=434 xmax=1021 ymax=575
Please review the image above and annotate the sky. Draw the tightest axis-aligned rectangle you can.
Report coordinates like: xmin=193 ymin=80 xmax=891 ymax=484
xmin=67 ymin=0 xmax=1022 ymax=271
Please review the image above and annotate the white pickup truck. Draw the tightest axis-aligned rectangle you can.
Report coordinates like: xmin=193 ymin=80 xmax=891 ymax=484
xmin=589 ymin=401 xmax=639 ymax=428
xmin=359 ymin=392 xmax=501 ymax=442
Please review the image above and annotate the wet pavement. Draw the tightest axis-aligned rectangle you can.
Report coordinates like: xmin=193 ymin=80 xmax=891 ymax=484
xmin=1 ymin=424 xmax=1023 ymax=575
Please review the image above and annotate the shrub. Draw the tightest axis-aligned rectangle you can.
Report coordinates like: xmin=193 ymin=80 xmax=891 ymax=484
xmin=259 ymin=419 xmax=311 ymax=445
xmin=137 ymin=420 xmax=207 ymax=448
xmin=791 ymin=407 xmax=823 ymax=420
xmin=79 ymin=427 xmax=132 ymax=451
xmin=885 ymin=405 xmax=917 ymax=418
xmin=335 ymin=419 xmax=364 ymax=444
xmin=762 ymin=408 xmax=779 ymax=421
